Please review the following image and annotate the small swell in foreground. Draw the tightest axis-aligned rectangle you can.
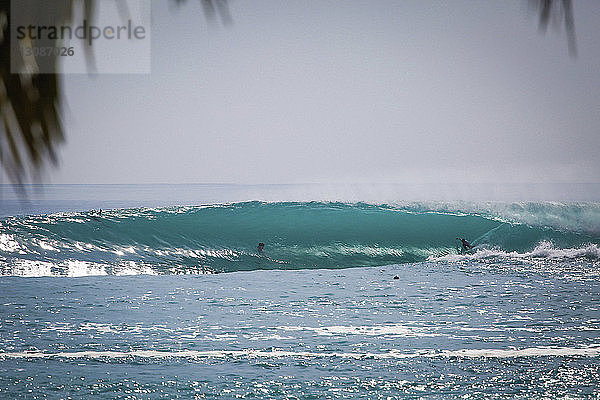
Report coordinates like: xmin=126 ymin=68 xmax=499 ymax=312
xmin=2 ymin=345 xmax=600 ymax=361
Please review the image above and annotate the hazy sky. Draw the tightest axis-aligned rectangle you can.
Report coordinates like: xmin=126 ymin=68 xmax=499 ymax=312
xmin=48 ymin=0 xmax=600 ymax=185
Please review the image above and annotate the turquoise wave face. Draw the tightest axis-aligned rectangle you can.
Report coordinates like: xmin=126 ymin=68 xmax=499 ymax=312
xmin=1 ymin=202 xmax=599 ymax=276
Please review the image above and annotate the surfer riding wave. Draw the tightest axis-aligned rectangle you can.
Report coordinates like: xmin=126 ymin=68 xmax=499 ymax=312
xmin=456 ymin=237 xmax=474 ymax=254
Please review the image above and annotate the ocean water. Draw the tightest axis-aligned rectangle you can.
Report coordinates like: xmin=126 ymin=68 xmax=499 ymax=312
xmin=1 ymin=184 xmax=599 ymax=398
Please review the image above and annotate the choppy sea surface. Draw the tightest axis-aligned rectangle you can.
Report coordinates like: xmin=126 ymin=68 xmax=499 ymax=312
xmin=1 ymin=184 xmax=599 ymax=399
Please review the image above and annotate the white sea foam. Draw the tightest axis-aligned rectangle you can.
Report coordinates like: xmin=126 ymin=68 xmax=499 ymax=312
xmin=429 ymin=241 xmax=600 ymax=262
xmin=111 ymin=245 xmax=139 ymax=256
xmin=279 ymin=324 xmax=439 ymax=337
xmin=114 ymin=261 xmax=157 ymax=276
xmin=0 ymin=260 xmax=133 ymax=277
xmin=1 ymin=345 xmax=599 ymax=361
xmin=78 ymin=322 xmax=122 ymax=334
xmin=36 ymin=241 xmax=58 ymax=251
xmin=65 ymin=260 xmax=107 ymax=277
xmin=0 ymin=234 xmax=24 ymax=254
xmin=298 ymin=245 xmax=405 ymax=258
xmin=5 ymin=260 xmax=54 ymax=277
xmin=0 ymin=259 xmax=162 ymax=277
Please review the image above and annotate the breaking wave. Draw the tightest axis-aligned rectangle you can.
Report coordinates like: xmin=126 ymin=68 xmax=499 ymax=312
xmin=1 ymin=201 xmax=599 ymax=276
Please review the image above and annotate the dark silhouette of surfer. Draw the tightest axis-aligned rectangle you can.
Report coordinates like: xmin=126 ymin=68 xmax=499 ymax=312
xmin=91 ymin=209 xmax=102 ymax=221
xmin=456 ymin=237 xmax=473 ymax=252
xmin=257 ymin=242 xmax=265 ymax=253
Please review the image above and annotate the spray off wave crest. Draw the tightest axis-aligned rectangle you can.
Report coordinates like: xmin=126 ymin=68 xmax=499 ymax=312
xmin=1 ymin=201 xmax=599 ymax=277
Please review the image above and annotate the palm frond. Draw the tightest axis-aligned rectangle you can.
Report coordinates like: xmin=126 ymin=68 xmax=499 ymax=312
xmin=529 ymin=0 xmax=577 ymax=57
xmin=0 ymin=0 xmax=66 ymax=185
xmin=0 ymin=0 xmax=230 ymax=188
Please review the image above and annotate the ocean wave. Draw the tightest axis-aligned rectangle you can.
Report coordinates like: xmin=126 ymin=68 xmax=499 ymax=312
xmin=1 ymin=201 xmax=598 ymax=276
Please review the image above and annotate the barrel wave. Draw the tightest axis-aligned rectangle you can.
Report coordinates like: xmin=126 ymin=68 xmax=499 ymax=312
xmin=1 ymin=201 xmax=599 ymax=276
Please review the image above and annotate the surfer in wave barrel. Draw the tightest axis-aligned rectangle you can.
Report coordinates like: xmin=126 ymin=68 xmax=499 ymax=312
xmin=456 ymin=237 xmax=474 ymax=253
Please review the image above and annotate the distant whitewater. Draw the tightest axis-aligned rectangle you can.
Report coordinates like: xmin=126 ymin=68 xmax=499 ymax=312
xmin=1 ymin=201 xmax=599 ymax=277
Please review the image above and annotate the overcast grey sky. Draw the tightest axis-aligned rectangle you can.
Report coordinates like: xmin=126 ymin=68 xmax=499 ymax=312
xmin=48 ymin=0 xmax=600 ymax=185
